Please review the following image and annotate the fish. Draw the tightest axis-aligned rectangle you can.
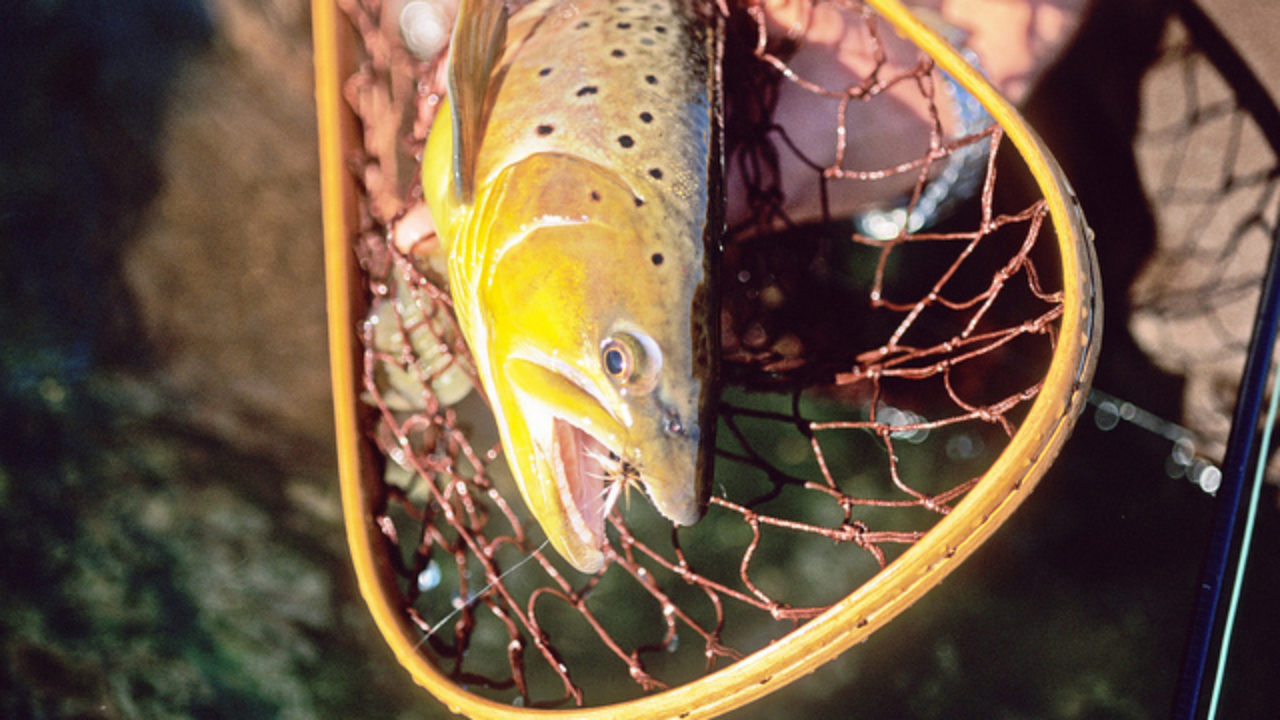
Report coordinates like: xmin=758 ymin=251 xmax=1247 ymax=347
xmin=422 ymin=0 xmax=723 ymax=573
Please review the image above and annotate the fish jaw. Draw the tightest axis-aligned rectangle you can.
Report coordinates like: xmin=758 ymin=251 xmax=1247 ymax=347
xmin=498 ymin=356 xmax=629 ymax=574
xmin=629 ymin=403 xmax=709 ymax=528
xmin=494 ymin=350 xmax=710 ymax=574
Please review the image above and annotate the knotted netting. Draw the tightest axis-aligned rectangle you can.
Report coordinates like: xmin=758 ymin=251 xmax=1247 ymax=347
xmin=314 ymin=0 xmax=1100 ymax=715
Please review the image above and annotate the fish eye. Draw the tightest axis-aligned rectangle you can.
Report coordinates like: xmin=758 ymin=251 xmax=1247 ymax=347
xmin=602 ymin=340 xmax=631 ymax=379
xmin=601 ymin=331 xmax=661 ymax=393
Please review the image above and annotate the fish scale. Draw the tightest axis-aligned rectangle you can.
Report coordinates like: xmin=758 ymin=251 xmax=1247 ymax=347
xmin=478 ymin=0 xmax=714 ymax=235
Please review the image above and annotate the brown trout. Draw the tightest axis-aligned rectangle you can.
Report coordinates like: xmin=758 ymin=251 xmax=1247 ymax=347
xmin=423 ymin=0 xmax=722 ymax=573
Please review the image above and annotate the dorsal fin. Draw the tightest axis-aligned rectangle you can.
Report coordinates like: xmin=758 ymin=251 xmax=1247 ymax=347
xmin=447 ymin=0 xmax=509 ymax=205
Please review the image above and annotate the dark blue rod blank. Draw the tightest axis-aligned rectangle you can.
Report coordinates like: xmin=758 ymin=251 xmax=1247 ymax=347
xmin=1171 ymin=203 xmax=1280 ymax=719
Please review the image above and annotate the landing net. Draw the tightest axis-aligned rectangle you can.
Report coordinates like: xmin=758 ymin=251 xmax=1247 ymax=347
xmin=315 ymin=0 xmax=1100 ymax=716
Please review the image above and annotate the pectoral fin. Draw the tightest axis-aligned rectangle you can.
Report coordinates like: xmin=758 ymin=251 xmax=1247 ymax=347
xmin=448 ymin=0 xmax=509 ymax=204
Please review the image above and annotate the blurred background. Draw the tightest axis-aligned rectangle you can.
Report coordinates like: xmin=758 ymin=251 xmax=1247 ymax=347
xmin=1 ymin=0 xmax=1277 ymax=718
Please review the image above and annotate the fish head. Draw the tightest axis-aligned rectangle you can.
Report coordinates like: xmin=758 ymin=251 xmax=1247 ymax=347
xmin=474 ymin=153 xmax=717 ymax=573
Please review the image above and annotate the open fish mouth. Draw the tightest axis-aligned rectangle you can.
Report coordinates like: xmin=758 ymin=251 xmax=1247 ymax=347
xmin=505 ymin=356 xmax=631 ymax=572
xmin=503 ymin=353 xmax=705 ymax=572
xmin=548 ymin=417 xmax=619 ymax=556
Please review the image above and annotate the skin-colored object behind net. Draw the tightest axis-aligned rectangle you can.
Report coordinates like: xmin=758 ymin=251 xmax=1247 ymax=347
xmin=313 ymin=0 xmax=1101 ymax=717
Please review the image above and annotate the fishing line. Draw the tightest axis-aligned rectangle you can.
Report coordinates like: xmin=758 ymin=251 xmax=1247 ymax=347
xmin=1206 ymin=358 xmax=1278 ymax=719
xmin=1085 ymin=388 xmax=1222 ymax=493
xmin=418 ymin=452 xmax=648 ymax=646
xmin=416 ymin=536 xmax=553 ymax=647
xmin=417 ymin=468 xmax=639 ymax=648
xmin=914 ymin=307 xmax=1220 ymax=489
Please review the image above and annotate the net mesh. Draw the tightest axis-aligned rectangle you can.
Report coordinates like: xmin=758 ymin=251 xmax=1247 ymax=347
xmin=338 ymin=0 xmax=1071 ymax=707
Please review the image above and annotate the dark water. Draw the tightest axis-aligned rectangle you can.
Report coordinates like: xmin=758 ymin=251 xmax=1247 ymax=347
xmin=0 ymin=2 xmax=433 ymax=718
xmin=2 ymin=1 xmax=1277 ymax=718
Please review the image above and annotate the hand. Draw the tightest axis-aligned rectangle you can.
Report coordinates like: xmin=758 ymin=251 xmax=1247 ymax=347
xmin=728 ymin=0 xmax=1088 ymax=227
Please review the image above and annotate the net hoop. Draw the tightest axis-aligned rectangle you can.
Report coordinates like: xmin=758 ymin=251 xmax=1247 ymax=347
xmin=313 ymin=0 xmax=1102 ymax=717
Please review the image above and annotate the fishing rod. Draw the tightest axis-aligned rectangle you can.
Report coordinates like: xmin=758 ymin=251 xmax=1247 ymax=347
xmin=1171 ymin=191 xmax=1280 ymax=720
xmin=1169 ymin=2 xmax=1280 ymax=716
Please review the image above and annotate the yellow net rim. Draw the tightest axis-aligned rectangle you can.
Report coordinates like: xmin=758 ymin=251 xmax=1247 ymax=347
xmin=313 ymin=0 xmax=1102 ymax=717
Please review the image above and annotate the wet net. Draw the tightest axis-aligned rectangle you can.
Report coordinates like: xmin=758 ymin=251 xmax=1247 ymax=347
xmin=319 ymin=0 xmax=1098 ymax=714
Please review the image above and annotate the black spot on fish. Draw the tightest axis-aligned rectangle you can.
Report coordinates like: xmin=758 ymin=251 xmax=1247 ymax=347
xmin=639 ymin=111 xmax=653 ymax=123
xmin=654 ymin=25 xmax=667 ymax=33
xmin=538 ymin=67 xmax=552 ymax=77
xmin=590 ymin=190 xmax=601 ymax=201
xmin=645 ymin=74 xmax=658 ymax=85
xmin=618 ymin=134 xmax=634 ymax=148
xmin=611 ymin=48 xmax=625 ymax=58
xmin=617 ymin=22 xmax=632 ymax=30
xmin=576 ymin=86 xmax=598 ymax=97
xmin=576 ymin=21 xmax=589 ymax=29
xmin=634 ymin=197 xmax=645 ymax=207
xmin=536 ymin=124 xmax=554 ymax=136
xmin=649 ymin=168 xmax=663 ymax=180
xmin=651 ymin=253 xmax=664 ymax=265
